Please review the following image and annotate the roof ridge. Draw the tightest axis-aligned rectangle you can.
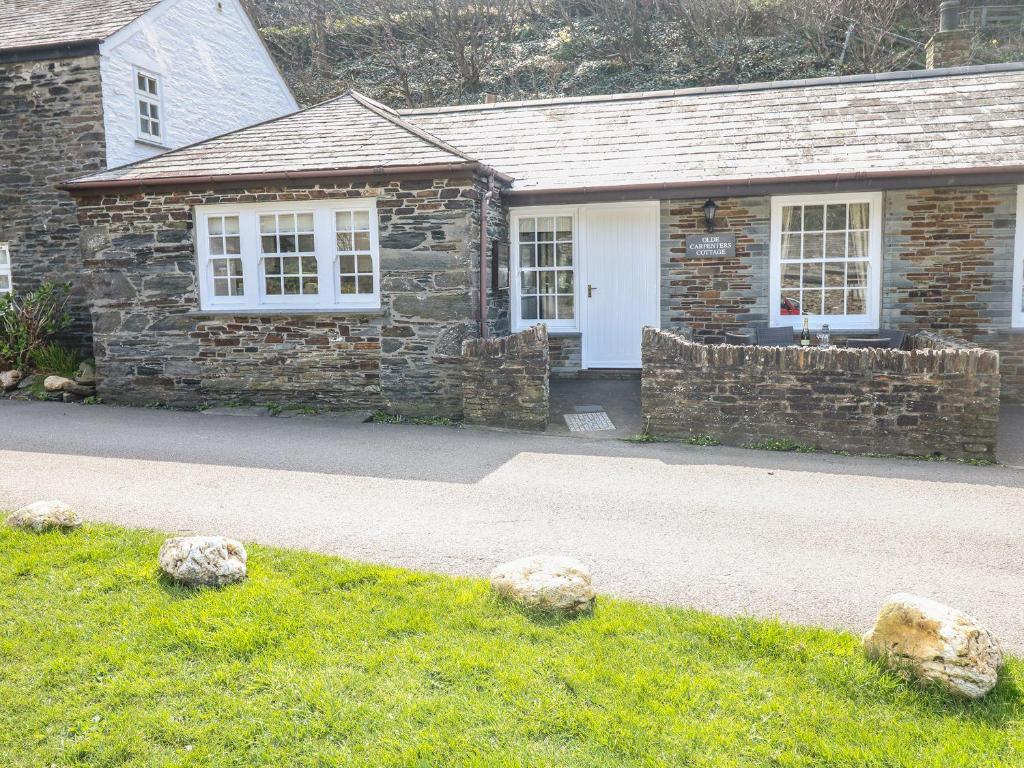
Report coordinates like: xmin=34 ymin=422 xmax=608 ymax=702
xmin=399 ymin=62 xmax=1024 ymax=115
xmin=347 ymin=90 xmax=479 ymax=164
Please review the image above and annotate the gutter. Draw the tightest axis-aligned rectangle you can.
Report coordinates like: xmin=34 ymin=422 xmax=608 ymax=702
xmin=505 ymin=166 xmax=1024 ymax=204
xmin=60 ymin=162 xmax=514 ymax=192
xmin=0 ymin=40 xmax=100 ymax=64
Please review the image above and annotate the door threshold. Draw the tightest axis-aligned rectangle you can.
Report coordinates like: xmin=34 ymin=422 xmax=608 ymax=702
xmin=575 ymin=368 xmax=641 ymax=380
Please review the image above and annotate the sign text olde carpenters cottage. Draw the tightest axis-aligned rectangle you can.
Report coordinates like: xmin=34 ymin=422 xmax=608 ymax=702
xmin=685 ymin=233 xmax=736 ymax=258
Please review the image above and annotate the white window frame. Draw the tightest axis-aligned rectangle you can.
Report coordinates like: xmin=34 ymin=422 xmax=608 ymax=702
xmin=0 ymin=242 xmax=11 ymax=295
xmin=195 ymin=199 xmax=382 ymax=312
xmin=510 ymin=206 xmax=580 ymax=333
xmin=133 ymin=66 xmax=166 ymax=146
xmin=770 ymin=191 xmax=883 ymax=331
xmin=1013 ymin=186 xmax=1024 ymax=328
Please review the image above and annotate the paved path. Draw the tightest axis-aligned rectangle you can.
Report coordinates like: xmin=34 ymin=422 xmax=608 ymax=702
xmin=2 ymin=400 xmax=1023 ymax=650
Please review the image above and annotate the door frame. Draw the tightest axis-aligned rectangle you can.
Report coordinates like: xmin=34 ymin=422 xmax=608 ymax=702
xmin=508 ymin=200 xmax=661 ymax=370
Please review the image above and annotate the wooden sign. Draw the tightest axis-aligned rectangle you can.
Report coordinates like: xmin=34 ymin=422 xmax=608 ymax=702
xmin=685 ymin=233 xmax=736 ymax=258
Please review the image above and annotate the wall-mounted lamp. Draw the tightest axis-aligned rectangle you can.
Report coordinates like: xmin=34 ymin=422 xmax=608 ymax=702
xmin=702 ymin=199 xmax=718 ymax=233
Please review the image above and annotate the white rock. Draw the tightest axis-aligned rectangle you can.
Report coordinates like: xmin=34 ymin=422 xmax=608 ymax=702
xmin=490 ymin=555 xmax=595 ymax=615
xmin=7 ymin=500 xmax=82 ymax=532
xmin=863 ymin=593 xmax=1004 ymax=699
xmin=158 ymin=536 xmax=248 ymax=587
xmin=43 ymin=375 xmax=73 ymax=392
xmin=0 ymin=370 xmax=21 ymax=391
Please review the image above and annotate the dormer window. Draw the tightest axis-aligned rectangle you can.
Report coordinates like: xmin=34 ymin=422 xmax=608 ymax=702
xmin=134 ymin=68 xmax=164 ymax=144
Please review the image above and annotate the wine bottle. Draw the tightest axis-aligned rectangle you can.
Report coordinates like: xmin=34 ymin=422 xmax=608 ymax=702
xmin=800 ymin=315 xmax=811 ymax=347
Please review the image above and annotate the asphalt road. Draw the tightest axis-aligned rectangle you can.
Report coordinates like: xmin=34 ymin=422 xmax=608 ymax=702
xmin=2 ymin=400 xmax=1023 ymax=650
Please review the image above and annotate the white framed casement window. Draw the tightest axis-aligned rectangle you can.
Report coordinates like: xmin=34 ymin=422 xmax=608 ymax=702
xmin=134 ymin=67 xmax=165 ymax=145
xmin=195 ymin=199 xmax=381 ymax=312
xmin=510 ymin=208 xmax=578 ymax=333
xmin=1012 ymin=186 xmax=1024 ymax=328
xmin=0 ymin=242 xmax=11 ymax=294
xmin=770 ymin=191 xmax=883 ymax=330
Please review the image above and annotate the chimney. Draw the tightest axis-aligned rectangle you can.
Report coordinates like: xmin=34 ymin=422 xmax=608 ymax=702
xmin=483 ymin=92 xmax=498 ymax=104
xmin=926 ymin=0 xmax=972 ymax=68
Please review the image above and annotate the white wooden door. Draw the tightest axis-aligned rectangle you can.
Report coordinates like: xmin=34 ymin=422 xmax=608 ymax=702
xmin=581 ymin=203 xmax=660 ymax=368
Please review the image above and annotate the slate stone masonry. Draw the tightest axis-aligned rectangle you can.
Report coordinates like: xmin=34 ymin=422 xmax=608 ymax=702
xmin=73 ymin=175 xmax=506 ymax=415
xmin=641 ymin=327 xmax=1000 ymax=460
xmin=0 ymin=55 xmax=106 ymax=348
xmin=462 ymin=325 xmax=549 ymax=430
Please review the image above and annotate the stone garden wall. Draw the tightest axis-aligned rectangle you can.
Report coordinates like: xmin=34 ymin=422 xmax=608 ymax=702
xmin=641 ymin=328 xmax=1000 ymax=459
xmin=74 ymin=174 xmax=505 ymax=416
xmin=0 ymin=55 xmax=106 ymax=348
xmin=462 ymin=325 xmax=549 ymax=430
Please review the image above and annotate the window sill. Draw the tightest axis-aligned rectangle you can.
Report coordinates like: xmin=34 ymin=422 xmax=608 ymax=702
xmin=188 ymin=308 xmax=385 ymax=317
xmin=135 ymin=137 xmax=169 ymax=150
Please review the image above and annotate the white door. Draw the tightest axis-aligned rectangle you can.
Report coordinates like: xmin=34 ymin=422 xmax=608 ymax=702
xmin=581 ymin=204 xmax=660 ymax=368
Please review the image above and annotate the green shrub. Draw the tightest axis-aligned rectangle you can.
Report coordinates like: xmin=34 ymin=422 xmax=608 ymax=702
xmin=0 ymin=282 xmax=73 ymax=369
xmin=29 ymin=343 xmax=82 ymax=378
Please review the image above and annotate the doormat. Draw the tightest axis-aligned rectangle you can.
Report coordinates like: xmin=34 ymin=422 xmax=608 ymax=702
xmin=564 ymin=411 xmax=615 ymax=432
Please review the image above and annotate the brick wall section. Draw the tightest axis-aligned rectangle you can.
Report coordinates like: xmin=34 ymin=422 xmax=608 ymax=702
xmin=641 ymin=328 xmax=1000 ymax=459
xmin=0 ymin=55 xmax=106 ymax=348
xmin=462 ymin=325 xmax=549 ymax=430
xmin=883 ymin=186 xmax=1024 ymax=400
xmin=660 ymin=197 xmax=769 ymax=342
xmin=74 ymin=175 xmax=503 ymax=414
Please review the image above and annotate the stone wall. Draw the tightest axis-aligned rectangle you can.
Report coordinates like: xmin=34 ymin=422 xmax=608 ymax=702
xmin=660 ymin=197 xmax=769 ymax=342
xmin=462 ymin=325 xmax=549 ymax=430
xmin=0 ymin=55 xmax=106 ymax=348
xmin=549 ymin=334 xmax=582 ymax=376
xmin=74 ymin=175 xmax=504 ymax=415
xmin=641 ymin=327 xmax=1000 ymax=460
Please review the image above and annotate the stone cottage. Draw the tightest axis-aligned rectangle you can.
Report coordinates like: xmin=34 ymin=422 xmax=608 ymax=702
xmin=61 ymin=8 xmax=1024 ymax=414
xmin=0 ymin=0 xmax=296 ymax=342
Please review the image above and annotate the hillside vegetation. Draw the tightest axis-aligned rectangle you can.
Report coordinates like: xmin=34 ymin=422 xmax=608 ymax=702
xmin=244 ymin=0 xmax=1024 ymax=108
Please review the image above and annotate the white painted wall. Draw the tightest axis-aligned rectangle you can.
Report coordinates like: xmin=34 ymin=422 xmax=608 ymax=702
xmin=99 ymin=0 xmax=297 ymax=169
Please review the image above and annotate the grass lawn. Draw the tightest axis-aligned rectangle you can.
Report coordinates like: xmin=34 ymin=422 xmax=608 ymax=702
xmin=1 ymin=525 xmax=1021 ymax=767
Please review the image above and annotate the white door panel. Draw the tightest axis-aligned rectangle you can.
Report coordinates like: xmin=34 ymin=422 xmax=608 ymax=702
xmin=581 ymin=204 xmax=660 ymax=368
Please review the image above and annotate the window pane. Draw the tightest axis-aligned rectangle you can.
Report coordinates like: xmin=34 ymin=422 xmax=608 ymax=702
xmin=225 ymin=236 xmax=240 ymax=255
xmin=261 ymin=236 xmax=276 ymax=253
xmin=557 ymin=296 xmax=574 ymax=319
xmin=824 ymin=233 xmax=845 ymax=259
xmin=224 ymin=216 xmax=240 ymax=235
xmin=803 ymin=205 xmax=824 ymax=231
xmin=802 ymin=290 xmax=822 ymax=315
xmin=539 ymin=271 xmax=556 ymax=294
xmin=539 ymin=296 xmax=557 ymax=319
xmin=150 ymin=121 xmax=160 ymax=137
xmin=781 ymin=207 xmax=801 ymax=232
xmin=824 ymin=289 xmax=844 ymax=314
xmin=353 ymin=210 xmax=370 ymax=230
xmin=301 ymin=256 xmax=317 ymax=273
xmin=521 ymin=271 xmax=537 ymax=292
xmin=781 ymin=233 xmax=801 ymax=260
xmin=357 ymin=254 xmax=372 ymax=272
xmin=264 ymin=257 xmax=281 ymax=274
xmin=824 ymin=261 xmax=844 ymax=288
xmin=537 ymin=243 xmax=554 ymax=268
xmin=847 ymin=261 xmax=868 ymax=289
xmin=825 ymin=204 xmax=847 ymax=231
xmin=297 ymin=213 xmax=314 ymax=231
xmin=230 ymin=278 xmax=244 ymax=295
xmin=303 ymin=277 xmax=318 ymax=293
xmin=781 ymin=263 xmax=800 ymax=289
xmin=213 ymin=279 xmax=229 ymax=297
xmin=209 ymin=237 xmax=224 ymax=256
xmin=149 ymin=104 xmax=159 ymax=121
xmin=280 ymin=235 xmax=296 ymax=253
xmin=803 ymin=262 xmax=822 ymax=288
xmin=283 ymin=257 xmax=299 ymax=274
xmin=556 ymin=270 xmax=573 ymax=292
xmin=849 ymin=203 xmax=870 ymax=229
xmin=340 ymin=276 xmax=356 ymax=294
xmin=283 ymin=277 xmax=301 ymax=294
xmin=212 ymin=260 xmax=228 ymax=277
xmin=0 ymin=276 xmax=9 ymax=292
xmin=848 ymin=231 xmax=869 ymax=259
xmin=337 ymin=232 xmax=353 ymax=251
xmin=137 ymin=73 xmax=146 ymax=90
xmin=0 ymin=250 xmax=7 ymax=266
xmin=260 ymin=216 xmax=275 ymax=234
xmin=556 ymin=217 xmax=572 ymax=240
xmin=518 ymin=218 xmax=536 ymax=241
xmin=521 ymin=296 xmax=537 ymax=319
xmin=208 ymin=217 xmax=223 ymax=235
xmin=148 ymin=78 xmax=157 ymax=95
xmin=847 ymin=289 xmax=866 ymax=314
xmin=265 ymin=277 xmax=282 ymax=295
xmin=536 ymin=217 xmax=554 ymax=242
xmin=354 ymin=232 xmax=370 ymax=250
xmin=519 ymin=244 xmax=536 ymax=268
xmin=339 ymin=254 xmax=355 ymax=273
xmin=556 ymin=243 xmax=573 ymax=266
xmin=279 ymin=216 xmax=295 ymax=234
xmin=802 ymin=233 xmax=823 ymax=260
xmin=298 ymin=234 xmax=315 ymax=252
xmin=139 ymin=101 xmax=150 ymax=118
xmin=357 ymin=276 xmax=373 ymax=294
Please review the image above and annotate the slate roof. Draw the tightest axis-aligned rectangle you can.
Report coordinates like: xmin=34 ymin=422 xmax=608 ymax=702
xmin=66 ymin=64 xmax=1024 ymax=192
xmin=67 ymin=92 xmax=504 ymax=186
xmin=0 ymin=0 xmax=162 ymax=52
xmin=402 ymin=65 xmax=1024 ymax=193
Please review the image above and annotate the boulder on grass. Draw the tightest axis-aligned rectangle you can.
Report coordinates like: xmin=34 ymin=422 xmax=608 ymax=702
xmin=158 ymin=536 xmax=247 ymax=587
xmin=7 ymin=500 xmax=82 ymax=532
xmin=863 ymin=593 xmax=1003 ymax=699
xmin=0 ymin=370 xmax=21 ymax=391
xmin=43 ymin=375 xmax=94 ymax=397
xmin=490 ymin=555 xmax=595 ymax=615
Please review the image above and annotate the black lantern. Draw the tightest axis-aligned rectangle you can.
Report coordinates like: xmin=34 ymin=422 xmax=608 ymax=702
xmin=702 ymin=199 xmax=718 ymax=233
